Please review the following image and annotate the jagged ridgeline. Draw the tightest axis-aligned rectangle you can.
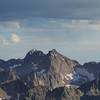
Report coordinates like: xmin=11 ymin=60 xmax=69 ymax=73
xmin=0 ymin=49 xmax=100 ymax=100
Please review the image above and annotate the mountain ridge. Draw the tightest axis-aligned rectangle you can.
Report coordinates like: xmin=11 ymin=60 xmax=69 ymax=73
xmin=0 ymin=49 xmax=100 ymax=100
xmin=0 ymin=49 xmax=98 ymax=86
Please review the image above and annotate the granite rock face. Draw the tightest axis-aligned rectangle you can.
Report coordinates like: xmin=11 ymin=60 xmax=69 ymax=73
xmin=23 ymin=49 xmax=79 ymax=91
xmin=0 ymin=49 xmax=100 ymax=100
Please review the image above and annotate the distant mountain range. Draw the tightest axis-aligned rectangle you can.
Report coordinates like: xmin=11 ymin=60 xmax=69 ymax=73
xmin=0 ymin=49 xmax=100 ymax=100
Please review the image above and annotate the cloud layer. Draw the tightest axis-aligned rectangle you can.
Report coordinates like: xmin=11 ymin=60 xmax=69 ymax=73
xmin=0 ymin=33 xmax=21 ymax=45
xmin=1 ymin=19 xmax=100 ymax=33
xmin=0 ymin=0 xmax=100 ymax=20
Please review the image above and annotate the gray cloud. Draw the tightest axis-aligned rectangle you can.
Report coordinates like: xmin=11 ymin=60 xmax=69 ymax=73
xmin=0 ymin=0 xmax=100 ymax=20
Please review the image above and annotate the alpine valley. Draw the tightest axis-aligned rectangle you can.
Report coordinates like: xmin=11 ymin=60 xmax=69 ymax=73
xmin=0 ymin=49 xmax=100 ymax=100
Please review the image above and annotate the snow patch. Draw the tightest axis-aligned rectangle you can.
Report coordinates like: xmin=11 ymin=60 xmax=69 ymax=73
xmin=66 ymin=73 xmax=73 ymax=80
xmin=65 ymin=73 xmax=74 ymax=80
xmin=29 ymin=49 xmax=36 ymax=55
xmin=32 ymin=62 xmax=38 ymax=67
xmin=32 ymin=67 xmax=38 ymax=71
xmin=39 ymin=69 xmax=46 ymax=74
xmin=10 ymin=64 xmax=22 ymax=68
xmin=32 ymin=62 xmax=39 ymax=71
xmin=65 ymin=84 xmax=71 ymax=88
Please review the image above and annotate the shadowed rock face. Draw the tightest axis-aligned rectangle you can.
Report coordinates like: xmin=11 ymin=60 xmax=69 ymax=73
xmin=46 ymin=77 xmax=100 ymax=100
xmin=82 ymin=62 xmax=100 ymax=77
xmin=46 ymin=87 xmax=82 ymax=100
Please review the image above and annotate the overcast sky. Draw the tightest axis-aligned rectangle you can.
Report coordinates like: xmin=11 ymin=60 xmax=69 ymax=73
xmin=0 ymin=0 xmax=100 ymax=64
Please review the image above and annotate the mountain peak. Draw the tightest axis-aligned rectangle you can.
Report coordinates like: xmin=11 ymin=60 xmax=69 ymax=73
xmin=26 ymin=49 xmax=45 ymax=57
xmin=24 ymin=49 xmax=45 ymax=64
xmin=49 ymin=49 xmax=57 ymax=53
xmin=29 ymin=49 xmax=37 ymax=55
xmin=48 ymin=49 xmax=59 ymax=56
xmin=28 ymin=49 xmax=43 ymax=55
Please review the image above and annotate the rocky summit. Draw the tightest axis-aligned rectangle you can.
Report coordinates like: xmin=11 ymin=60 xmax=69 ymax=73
xmin=0 ymin=49 xmax=100 ymax=100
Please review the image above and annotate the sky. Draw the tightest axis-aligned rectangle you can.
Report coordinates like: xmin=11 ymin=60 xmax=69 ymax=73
xmin=0 ymin=0 xmax=100 ymax=64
